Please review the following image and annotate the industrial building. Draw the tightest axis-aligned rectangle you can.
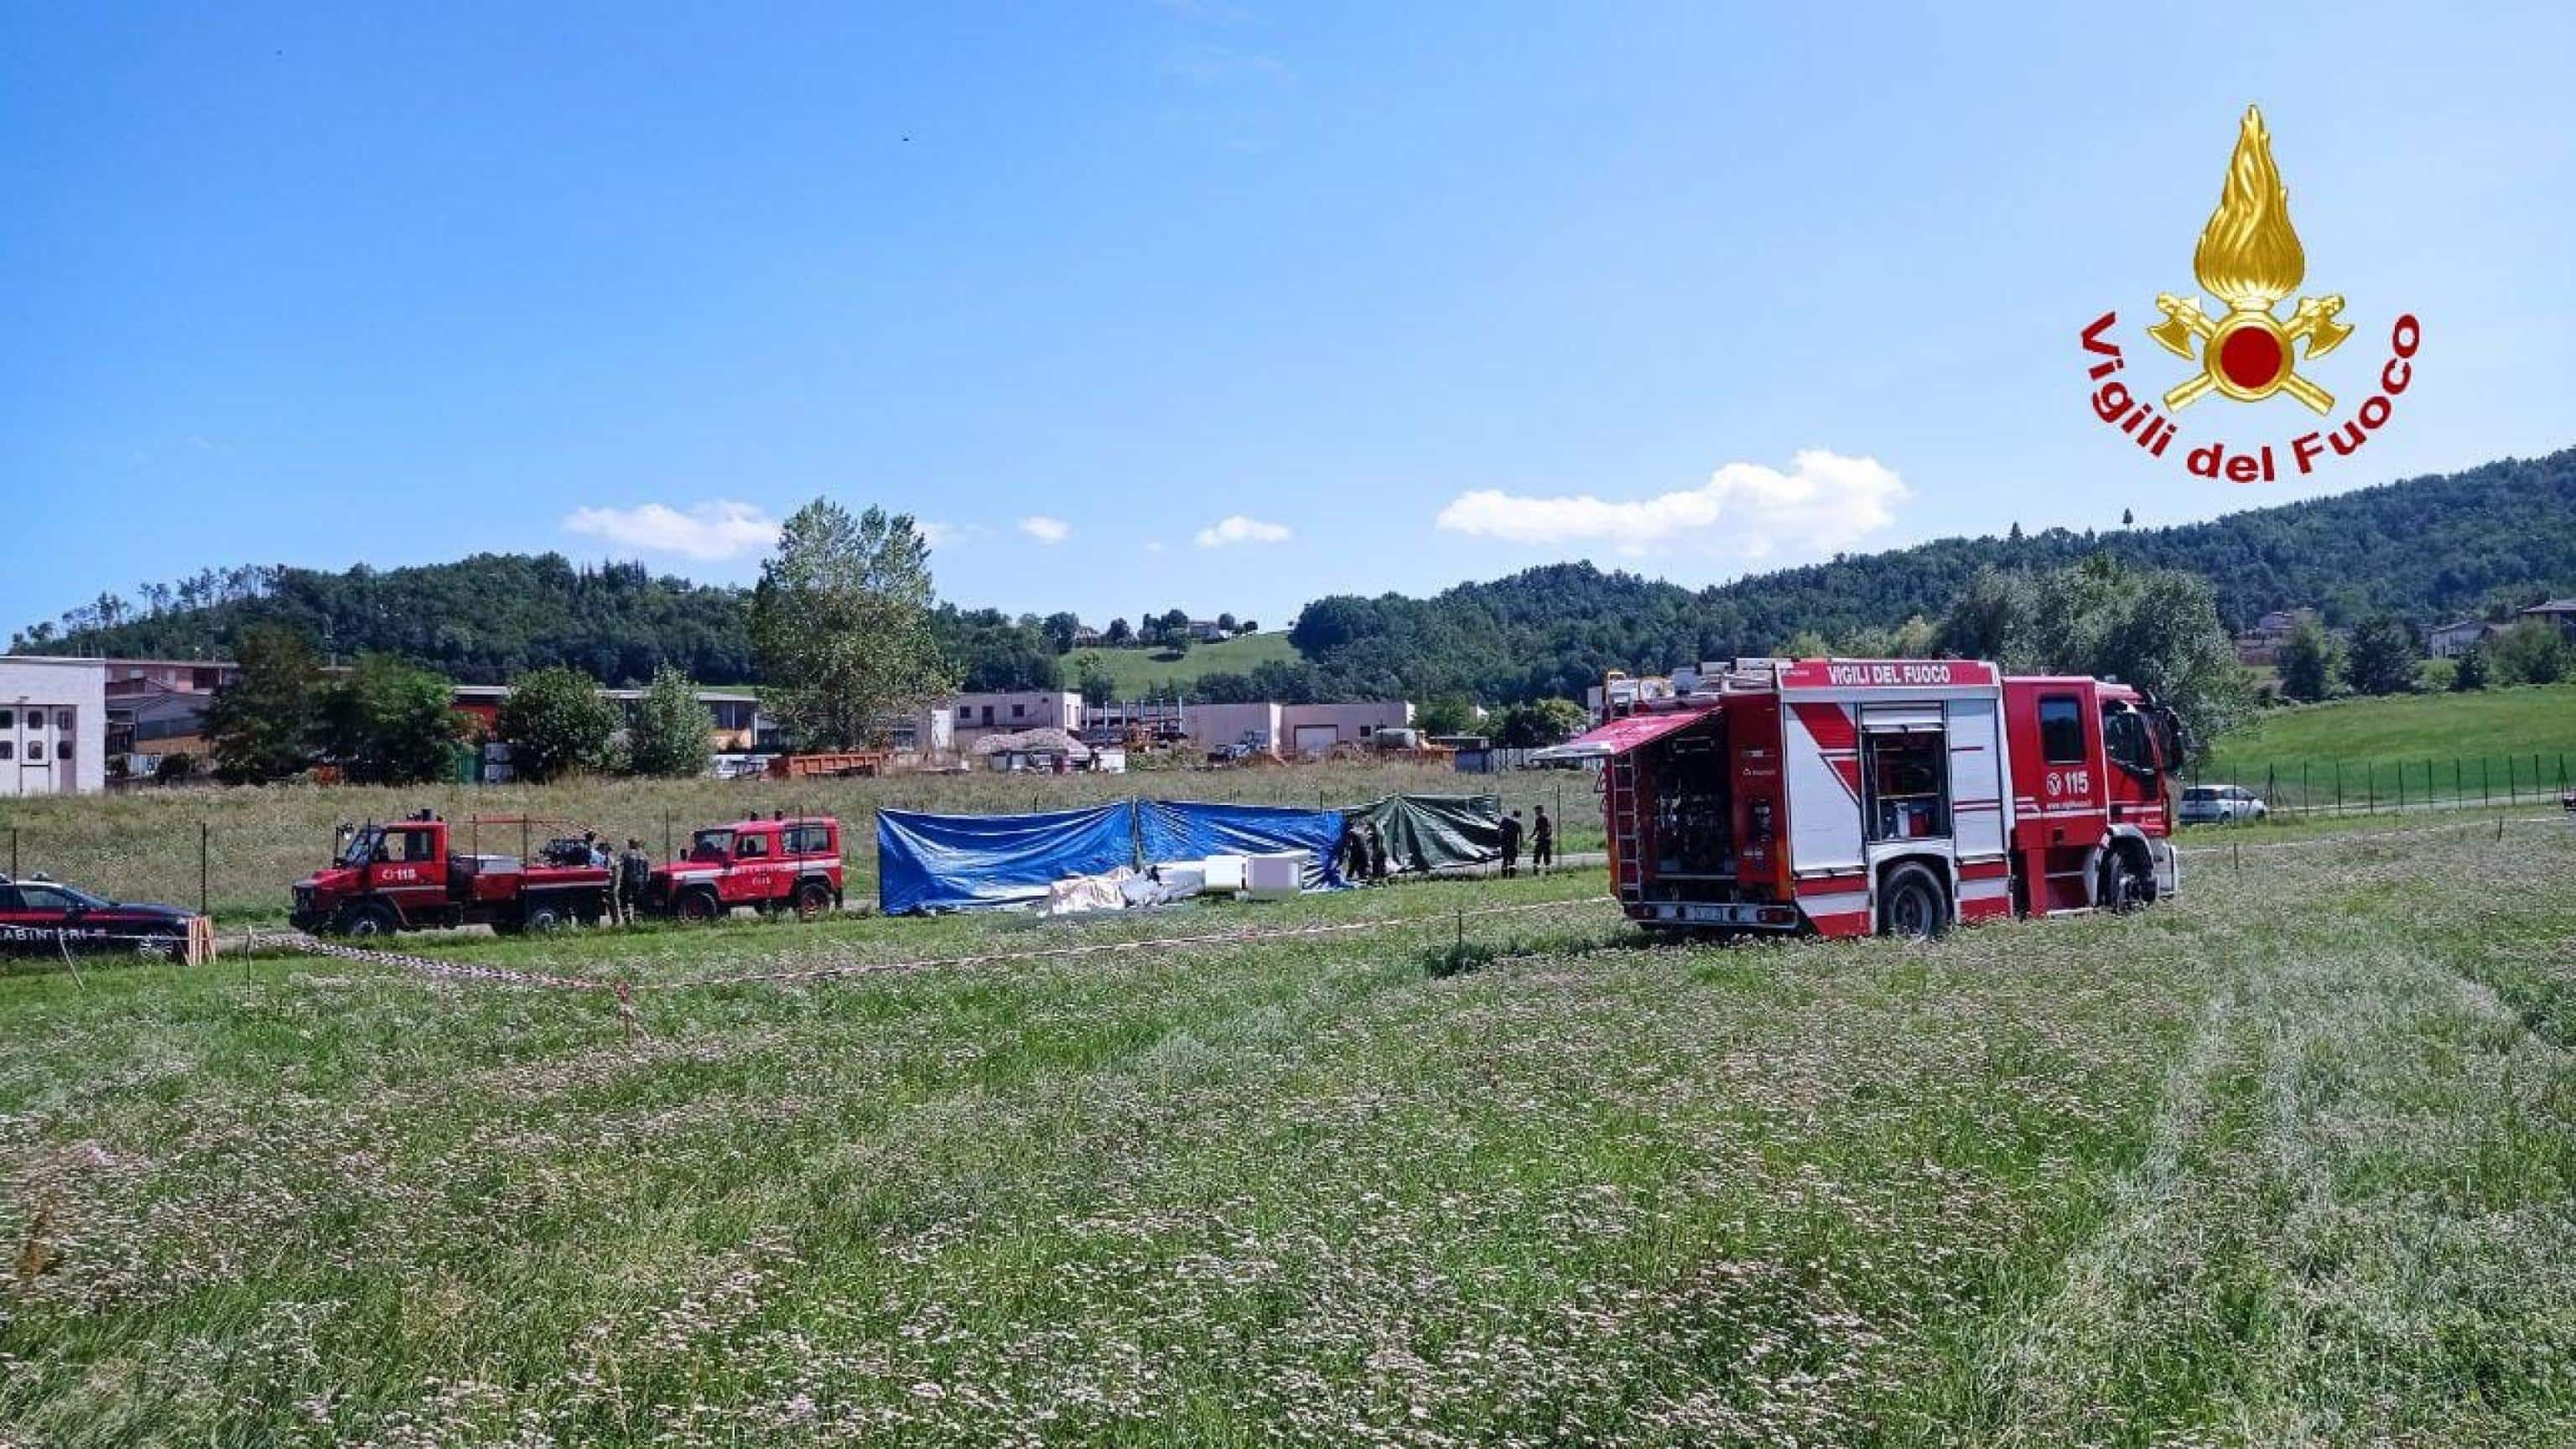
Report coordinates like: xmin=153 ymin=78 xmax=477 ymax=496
xmin=0 ymin=656 xmax=108 ymax=796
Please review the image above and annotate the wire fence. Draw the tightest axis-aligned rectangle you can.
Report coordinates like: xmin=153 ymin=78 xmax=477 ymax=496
xmin=2187 ymin=751 xmax=2575 ymax=820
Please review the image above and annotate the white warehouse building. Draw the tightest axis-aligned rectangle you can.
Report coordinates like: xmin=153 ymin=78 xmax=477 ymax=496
xmin=0 ymin=657 xmax=108 ymax=797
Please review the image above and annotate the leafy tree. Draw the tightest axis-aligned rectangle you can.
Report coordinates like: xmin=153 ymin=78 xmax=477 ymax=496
xmin=1040 ymin=611 xmax=1083 ymax=654
xmin=2450 ymin=641 xmax=2490 ymax=692
xmin=2490 ymin=618 xmax=2571 ymax=685
xmin=1216 ymin=612 xmax=1238 ymax=633
xmin=751 ymin=501 xmax=953 ymax=748
xmin=496 ymin=666 xmax=619 ymax=782
xmin=203 ymin=624 xmax=319 ymax=784
xmin=2277 ymin=618 xmax=2345 ymax=702
xmin=317 ymin=654 xmax=463 ymax=785
xmin=1239 ymin=619 xmax=1259 ymax=634
xmin=1074 ymin=660 xmax=1119 ymax=705
xmin=2344 ymin=615 xmax=2421 ymax=695
xmin=1495 ymin=699 xmax=1589 ymax=747
xmin=1941 ymin=567 xmax=2033 ymax=665
xmin=939 ymin=608 xmax=1065 ymax=691
xmin=153 ymin=752 xmax=196 ymax=784
xmin=1105 ymin=617 xmax=1133 ymax=647
xmin=1244 ymin=660 xmax=1322 ymax=704
xmin=626 ymin=665 xmax=711 ymax=777
xmin=1779 ymin=628 xmax=1834 ymax=658
xmin=1415 ymin=695 xmax=1478 ymax=737
xmin=2033 ymin=557 xmax=2250 ymax=750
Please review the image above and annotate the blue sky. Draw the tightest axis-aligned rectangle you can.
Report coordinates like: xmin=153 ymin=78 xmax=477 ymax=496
xmin=5 ymin=2 xmax=2571 ymax=637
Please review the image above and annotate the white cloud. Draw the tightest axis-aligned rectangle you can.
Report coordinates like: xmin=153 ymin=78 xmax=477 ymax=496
xmin=1433 ymin=449 xmax=1909 ymax=561
xmin=1195 ymin=515 xmax=1292 ymax=548
xmin=1144 ymin=539 xmax=1166 ymax=553
xmin=918 ymin=520 xmax=981 ymax=549
xmin=562 ymin=500 xmax=780 ymax=562
xmin=1019 ymin=515 xmax=1072 ymax=544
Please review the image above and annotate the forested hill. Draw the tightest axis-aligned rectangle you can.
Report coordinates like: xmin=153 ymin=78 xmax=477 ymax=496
xmin=1287 ymin=448 xmax=2576 ymax=703
xmin=13 ymin=555 xmax=756 ymax=686
xmin=16 ymin=447 xmax=2575 ymax=699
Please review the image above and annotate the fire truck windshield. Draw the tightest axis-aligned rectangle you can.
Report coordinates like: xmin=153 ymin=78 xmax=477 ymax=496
xmin=338 ymin=828 xmax=382 ymax=867
xmin=689 ymin=828 xmax=735 ymax=863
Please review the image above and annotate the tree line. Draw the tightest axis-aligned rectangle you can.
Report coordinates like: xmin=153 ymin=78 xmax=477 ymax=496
xmin=193 ymin=500 xmax=952 ymax=785
xmin=1281 ymin=448 xmax=2576 ymax=707
xmin=29 ymin=448 xmax=2573 ymax=743
xmin=195 ymin=622 xmax=724 ymax=788
xmin=2278 ymin=615 xmax=2570 ymax=701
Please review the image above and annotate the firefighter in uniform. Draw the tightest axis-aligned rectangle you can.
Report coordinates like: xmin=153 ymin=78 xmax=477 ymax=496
xmin=614 ymin=839 xmax=652 ymax=925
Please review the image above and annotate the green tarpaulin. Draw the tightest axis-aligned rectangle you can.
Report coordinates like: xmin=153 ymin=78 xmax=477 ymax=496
xmin=1348 ymin=793 xmax=1504 ymax=874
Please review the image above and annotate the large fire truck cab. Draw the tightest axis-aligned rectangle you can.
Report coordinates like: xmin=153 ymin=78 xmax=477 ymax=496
xmin=1577 ymin=657 xmax=2181 ymax=939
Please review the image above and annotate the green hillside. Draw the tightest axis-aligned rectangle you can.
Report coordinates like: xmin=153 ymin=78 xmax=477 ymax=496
xmin=1061 ymin=631 xmax=1304 ymax=697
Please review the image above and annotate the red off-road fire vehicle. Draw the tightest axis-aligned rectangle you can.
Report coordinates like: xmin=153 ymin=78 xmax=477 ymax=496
xmin=1569 ymin=657 xmax=2184 ymax=939
xmin=290 ymin=813 xmax=611 ymax=937
xmin=647 ymin=814 xmax=845 ymax=922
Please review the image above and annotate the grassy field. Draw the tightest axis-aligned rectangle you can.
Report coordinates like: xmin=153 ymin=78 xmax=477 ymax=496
xmin=1061 ymin=631 xmax=1304 ymax=697
xmin=0 ymin=761 xmax=1600 ymax=925
xmin=2197 ymin=681 xmax=2576 ymax=812
xmin=5 ymin=814 xmax=2574 ymax=1445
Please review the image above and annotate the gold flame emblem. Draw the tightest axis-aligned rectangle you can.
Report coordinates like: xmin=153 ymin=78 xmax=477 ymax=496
xmin=2148 ymin=106 xmax=2353 ymax=413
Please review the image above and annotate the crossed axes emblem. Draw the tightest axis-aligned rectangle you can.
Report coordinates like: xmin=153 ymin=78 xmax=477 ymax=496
xmin=2148 ymin=292 xmax=2353 ymax=414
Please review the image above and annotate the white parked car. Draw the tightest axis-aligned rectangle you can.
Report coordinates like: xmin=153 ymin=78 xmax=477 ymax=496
xmin=2179 ymin=784 xmax=2268 ymax=824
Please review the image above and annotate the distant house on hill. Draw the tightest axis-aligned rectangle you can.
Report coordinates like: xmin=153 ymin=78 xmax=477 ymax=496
xmin=2234 ymin=606 xmax=2321 ymax=667
xmin=2518 ymin=599 xmax=2576 ymax=639
xmin=1187 ymin=619 xmax=1229 ymax=642
xmin=2426 ymin=619 xmax=2497 ymax=658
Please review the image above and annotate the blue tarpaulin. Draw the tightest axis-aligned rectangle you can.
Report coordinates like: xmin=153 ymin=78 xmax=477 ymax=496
xmin=876 ymin=802 xmax=1141 ymax=915
xmin=1137 ymin=799 xmax=1347 ymax=891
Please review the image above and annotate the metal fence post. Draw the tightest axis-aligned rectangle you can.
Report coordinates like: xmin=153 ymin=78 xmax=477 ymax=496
xmin=199 ymin=823 xmax=210 ymax=918
xmin=2334 ymin=761 xmax=2343 ymax=815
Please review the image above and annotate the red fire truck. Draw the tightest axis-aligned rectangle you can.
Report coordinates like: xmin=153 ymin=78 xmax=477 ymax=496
xmin=1571 ymin=657 xmax=2183 ymax=938
xmin=647 ymin=814 xmax=845 ymax=922
xmin=290 ymin=813 xmax=611 ymax=937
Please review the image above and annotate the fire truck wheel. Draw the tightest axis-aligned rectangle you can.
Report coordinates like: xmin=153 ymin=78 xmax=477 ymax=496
xmin=523 ymin=902 xmax=568 ymax=934
xmin=793 ymin=880 xmax=833 ymax=920
xmin=338 ymin=903 xmax=397 ymax=938
xmin=675 ymin=889 xmax=721 ymax=923
xmin=2103 ymin=849 xmax=2157 ymax=912
xmin=1877 ymin=864 xmax=1950 ymax=941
